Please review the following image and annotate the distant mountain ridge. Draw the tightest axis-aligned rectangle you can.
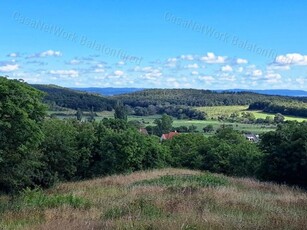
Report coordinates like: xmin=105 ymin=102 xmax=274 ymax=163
xmin=71 ymin=87 xmax=144 ymax=96
xmin=218 ymin=89 xmax=307 ymax=97
xmin=72 ymin=87 xmax=307 ymax=97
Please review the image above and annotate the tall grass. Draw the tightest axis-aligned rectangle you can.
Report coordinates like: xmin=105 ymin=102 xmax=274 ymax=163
xmin=0 ymin=168 xmax=306 ymax=230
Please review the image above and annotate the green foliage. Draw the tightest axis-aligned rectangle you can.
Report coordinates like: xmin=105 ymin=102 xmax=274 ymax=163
xmin=259 ymin=121 xmax=307 ymax=186
xmin=114 ymin=102 xmax=128 ymax=121
xmin=153 ymin=114 xmax=173 ymax=136
xmin=39 ymin=119 xmax=80 ymax=186
xmin=133 ymin=174 xmax=229 ymax=188
xmin=203 ymin=124 xmax=214 ymax=133
xmin=32 ymin=84 xmax=115 ymax=111
xmin=75 ymin=108 xmax=83 ymax=121
xmin=164 ymin=134 xmax=206 ymax=169
xmin=20 ymin=187 xmax=89 ymax=209
xmin=0 ymin=77 xmax=46 ymax=193
xmin=249 ymin=100 xmax=307 ymax=118
xmin=199 ymin=128 xmax=263 ymax=176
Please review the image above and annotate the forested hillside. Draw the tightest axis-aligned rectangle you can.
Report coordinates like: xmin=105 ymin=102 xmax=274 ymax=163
xmin=115 ymin=89 xmax=285 ymax=106
xmin=32 ymin=84 xmax=116 ymax=111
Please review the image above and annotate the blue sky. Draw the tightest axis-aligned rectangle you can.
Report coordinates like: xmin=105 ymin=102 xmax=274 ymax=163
xmin=1 ymin=0 xmax=307 ymax=89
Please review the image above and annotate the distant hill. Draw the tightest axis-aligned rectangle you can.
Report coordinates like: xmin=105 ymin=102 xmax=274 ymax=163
xmin=71 ymin=87 xmax=307 ymax=97
xmin=114 ymin=88 xmax=291 ymax=107
xmin=219 ymin=89 xmax=307 ymax=97
xmin=72 ymin=87 xmax=144 ymax=96
xmin=31 ymin=84 xmax=116 ymax=111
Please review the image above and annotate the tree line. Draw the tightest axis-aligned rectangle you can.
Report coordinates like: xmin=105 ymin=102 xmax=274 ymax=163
xmin=1 ymin=78 xmax=307 ymax=194
xmin=249 ymin=101 xmax=307 ymax=118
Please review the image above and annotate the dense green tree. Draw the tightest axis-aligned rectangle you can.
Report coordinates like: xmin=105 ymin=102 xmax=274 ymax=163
xmin=259 ymin=122 xmax=307 ymax=186
xmin=0 ymin=77 xmax=46 ymax=193
xmin=153 ymin=114 xmax=173 ymax=136
xmin=203 ymin=124 xmax=214 ymax=133
xmin=75 ymin=108 xmax=83 ymax=121
xmin=274 ymin=113 xmax=285 ymax=123
xmin=114 ymin=102 xmax=128 ymax=121
xmin=39 ymin=119 xmax=80 ymax=186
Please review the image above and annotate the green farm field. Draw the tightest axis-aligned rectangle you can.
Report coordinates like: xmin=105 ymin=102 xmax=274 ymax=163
xmin=128 ymin=115 xmax=276 ymax=134
xmin=196 ymin=105 xmax=307 ymax=122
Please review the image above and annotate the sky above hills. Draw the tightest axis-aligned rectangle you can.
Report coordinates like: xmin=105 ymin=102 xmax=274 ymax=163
xmin=1 ymin=0 xmax=307 ymax=90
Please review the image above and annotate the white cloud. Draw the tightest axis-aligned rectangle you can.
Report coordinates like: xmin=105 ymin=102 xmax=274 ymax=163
xmin=221 ymin=65 xmax=233 ymax=72
xmin=296 ymin=77 xmax=306 ymax=85
xmin=275 ymin=53 xmax=307 ymax=66
xmin=7 ymin=52 xmax=19 ymax=58
xmin=191 ymin=71 xmax=199 ymax=75
xmin=237 ymin=67 xmax=244 ymax=73
xmin=180 ymin=55 xmax=194 ymax=61
xmin=265 ymin=72 xmax=282 ymax=83
xmin=185 ymin=63 xmax=199 ymax=69
xmin=94 ymin=68 xmax=105 ymax=73
xmin=117 ymin=61 xmax=125 ymax=65
xmin=67 ymin=59 xmax=81 ymax=65
xmin=49 ymin=70 xmax=79 ymax=78
xmin=28 ymin=50 xmax=62 ymax=58
xmin=114 ymin=70 xmax=124 ymax=76
xmin=198 ymin=76 xmax=214 ymax=82
xmin=236 ymin=58 xmax=248 ymax=64
xmin=267 ymin=65 xmax=290 ymax=70
xmin=40 ymin=50 xmax=62 ymax=57
xmin=252 ymin=69 xmax=263 ymax=77
xmin=201 ymin=52 xmax=226 ymax=64
xmin=0 ymin=64 xmax=19 ymax=72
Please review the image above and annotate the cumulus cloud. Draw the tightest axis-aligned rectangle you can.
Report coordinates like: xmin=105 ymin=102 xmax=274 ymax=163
xmin=180 ymin=55 xmax=194 ymax=61
xmin=236 ymin=58 xmax=248 ymax=64
xmin=200 ymin=52 xmax=226 ymax=64
xmin=49 ymin=69 xmax=79 ymax=78
xmin=267 ymin=65 xmax=290 ymax=71
xmin=252 ymin=69 xmax=263 ymax=77
xmin=221 ymin=65 xmax=233 ymax=72
xmin=0 ymin=64 xmax=19 ymax=72
xmin=274 ymin=53 xmax=307 ymax=66
xmin=198 ymin=75 xmax=214 ymax=82
xmin=67 ymin=59 xmax=81 ymax=65
xmin=265 ymin=72 xmax=282 ymax=83
xmin=28 ymin=50 xmax=62 ymax=58
xmin=191 ymin=71 xmax=199 ymax=75
xmin=7 ymin=52 xmax=20 ymax=58
xmin=114 ymin=70 xmax=124 ymax=76
xmin=185 ymin=63 xmax=199 ymax=69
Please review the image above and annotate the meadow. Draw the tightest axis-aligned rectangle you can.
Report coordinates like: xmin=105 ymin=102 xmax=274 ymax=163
xmin=1 ymin=168 xmax=306 ymax=230
xmin=196 ymin=105 xmax=307 ymax=122
xmin=48 ymin=111 xmax=276 ymax=134
xmin=48 ymin=105 xmax=307 ymax=135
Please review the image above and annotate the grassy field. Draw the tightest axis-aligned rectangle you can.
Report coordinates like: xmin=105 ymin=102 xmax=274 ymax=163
xmin=196 ymin=105 xmax=307 ymax=122
xmin=48 ymin=105 xmax=307 ymax=135
xmin=1 ymin=168 xmax=306 ymax=230
xmin=128 ymin=115 xmax=276 ymax=134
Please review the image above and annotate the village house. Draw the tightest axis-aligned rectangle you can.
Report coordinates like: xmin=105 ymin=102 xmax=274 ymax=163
xmin=160 ymin=131 xmax=179 ymax=141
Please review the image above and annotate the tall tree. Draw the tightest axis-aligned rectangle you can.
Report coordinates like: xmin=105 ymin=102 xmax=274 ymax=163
xmin=114 ymin=102 xmax=128 ymax=121
xmin=0 ymin=77 xmax=46 ymax=193
xmin=153 ymin=114 xmax=173 ymax=136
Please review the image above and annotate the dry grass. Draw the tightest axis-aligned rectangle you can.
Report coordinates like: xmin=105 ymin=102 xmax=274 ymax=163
xmin=1 ymin=168 xmax=306 ymax=230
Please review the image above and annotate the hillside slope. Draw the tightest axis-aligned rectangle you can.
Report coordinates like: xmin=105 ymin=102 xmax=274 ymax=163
xmin=1 ymin=168 xmax=306 ymax=230
xmin=31 ymin=84 xmax=116 ymax=111
xmin=114 ymin=88 xmax=303 ymax=107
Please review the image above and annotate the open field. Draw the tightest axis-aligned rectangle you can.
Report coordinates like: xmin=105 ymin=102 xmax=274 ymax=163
xmin=48 ymin=111 xmax=276 ymax=134
xmin=128 ymin=115 xmax=276 ymax=134
xmin=1 ymin=168 xmax=306 ymax=230
xmin=196 ymin=105 xmax=307 ymax=122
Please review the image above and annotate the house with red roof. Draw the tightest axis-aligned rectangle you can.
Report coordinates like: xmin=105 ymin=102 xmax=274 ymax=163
xmin=160 ymin=131 xmax=179 ymax=141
